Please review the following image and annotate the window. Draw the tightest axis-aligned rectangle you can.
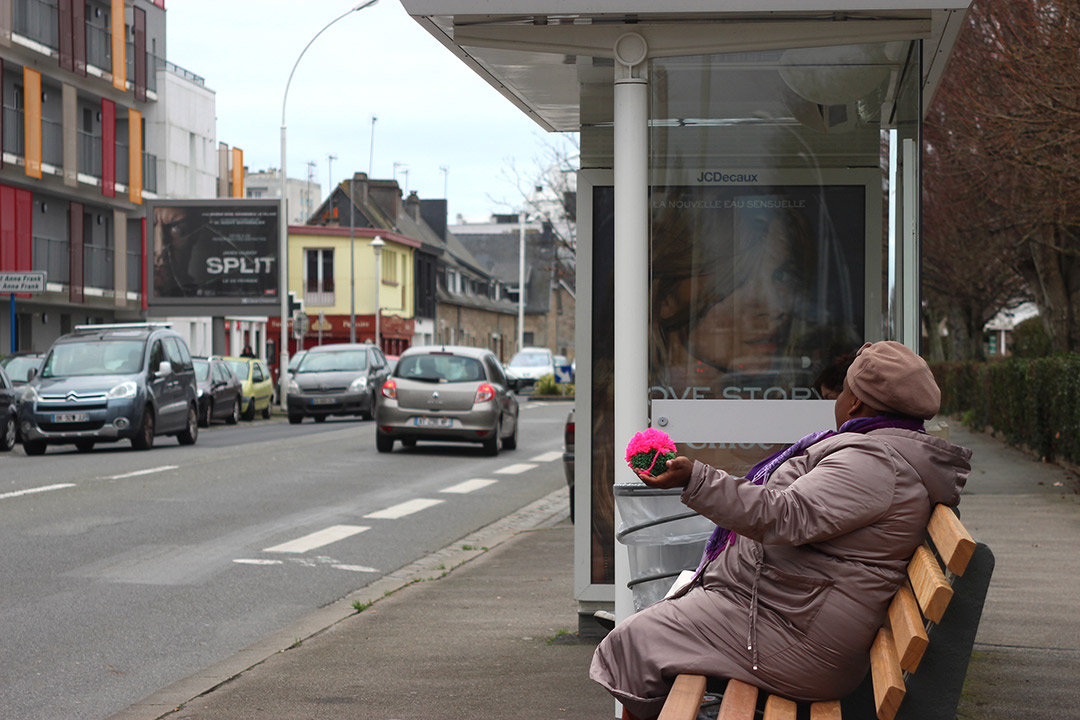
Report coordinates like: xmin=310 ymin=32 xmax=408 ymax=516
xmin=305 ymin=248 xmax=334 ymax=295
xmin=382 ymin=250 xmax=397 ymax=283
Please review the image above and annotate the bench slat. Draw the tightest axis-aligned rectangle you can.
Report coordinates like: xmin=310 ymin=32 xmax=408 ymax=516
xmin=809 ymin=700 xmax=843 ymax=720
xmin=763 ymin=694 xmax=797 ymax=720
xmin=717 ymin=679 xmax=759 ymax=720
xmin=888 ymin=582 xmax=930 ymax=672
xmin=870 ymin=627 xmax=906 ymax=720
xmin=658 ymin=674 xmax=707 ymax=720
xmin=908 ymin=542 xmax=953 ymax=623
xmin=927 ymin=505 xmax=976 ymax=576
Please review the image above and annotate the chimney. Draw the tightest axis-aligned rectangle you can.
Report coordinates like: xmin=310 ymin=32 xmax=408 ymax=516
xmin=405 ymin=191 xmax=422 ymax=222
xmin=368 ymin=179 xmax=403 ymax=225
xmin=352 ymin=171 xmax=369 ymax=206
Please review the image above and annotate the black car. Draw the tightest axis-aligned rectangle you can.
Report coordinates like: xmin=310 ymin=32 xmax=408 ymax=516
xmin=286 ymin=343 xmax=390 ymax=423
xmin=0 ymin=365 xmax=18 ymax=451
xmin=193 ymin=357 xmax=242 ymax=427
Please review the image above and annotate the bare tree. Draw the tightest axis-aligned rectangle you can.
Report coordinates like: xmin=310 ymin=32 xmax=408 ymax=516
xmin=924 ymin=0 xmax=1080 ymax=354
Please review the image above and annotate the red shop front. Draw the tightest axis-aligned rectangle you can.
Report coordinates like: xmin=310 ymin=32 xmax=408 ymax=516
xmin=268 ymin=313 xmax=414 ymax=362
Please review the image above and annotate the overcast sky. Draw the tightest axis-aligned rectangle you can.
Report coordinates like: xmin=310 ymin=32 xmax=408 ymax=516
xmin=165 ymin=0 xmax=570 ymax=222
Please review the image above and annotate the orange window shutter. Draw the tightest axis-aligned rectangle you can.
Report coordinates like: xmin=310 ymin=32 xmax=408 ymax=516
xmin=232 ymin=147 xmax=244 ymax=198
xmin=111 ymin=0 xmax=126 ymax=91
xmin=23 ymin=68 xmax=42 ymax=178
xmin=128 ymin=108 xmax=142 ymax=204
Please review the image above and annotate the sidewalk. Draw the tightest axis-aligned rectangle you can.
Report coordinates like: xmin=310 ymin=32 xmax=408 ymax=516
xmin=109 ymin=421 xmax=1079 ymax=720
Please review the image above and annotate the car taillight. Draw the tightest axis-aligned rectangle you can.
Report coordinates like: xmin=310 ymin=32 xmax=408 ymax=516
xmin=382 ymin=379 xmax=397 ymax=399
xmin=474 ymin=383 xmax=495 ymax=403
xmin=565 ymin=418 xmax=575 ymax=447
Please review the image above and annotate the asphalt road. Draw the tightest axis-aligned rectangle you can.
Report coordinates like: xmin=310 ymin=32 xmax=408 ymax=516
xmin=0 ymin=400 xmax=570 ymax=720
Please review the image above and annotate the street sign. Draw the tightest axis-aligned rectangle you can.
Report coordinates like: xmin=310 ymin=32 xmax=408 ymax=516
xmin=0 ymin=271 xmax=46 ymax=293
xmin=555 ymin=364 xmax=574 ymax=384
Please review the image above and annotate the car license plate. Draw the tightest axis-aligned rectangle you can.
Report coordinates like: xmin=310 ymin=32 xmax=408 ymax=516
xmin=53 ymin=413 xmax=90 ymax=423
xmin=312 ymin=397 xmax=336 ymax=405
xmin=414 ymin=416 xmax=453 ymax=428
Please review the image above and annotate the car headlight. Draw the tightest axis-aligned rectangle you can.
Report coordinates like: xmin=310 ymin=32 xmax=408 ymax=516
xmin=288 ymin=380 xmax=300 ymax=394
xmin=107 ymin=381 xmax=137 ymax=399
xmin=197 ymin=388 xmax=205 ymax=398
xmin=349 ymin=376 xmax=368 ymax=391
xmin=21 ymin=385 xmax=39 ymax=402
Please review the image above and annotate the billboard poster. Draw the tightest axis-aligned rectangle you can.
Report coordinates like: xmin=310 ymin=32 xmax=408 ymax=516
xmin=585 ymin=173 xmax=873 ymax=586
xmin=148 ymin=200 xmax=280 ymax=304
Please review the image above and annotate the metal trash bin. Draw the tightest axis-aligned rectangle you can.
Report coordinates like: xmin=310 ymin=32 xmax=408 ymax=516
xmin=614 ymin=483 xmax=714 ymax=611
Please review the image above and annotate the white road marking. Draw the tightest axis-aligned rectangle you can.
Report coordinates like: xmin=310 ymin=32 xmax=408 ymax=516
xmin=528 ymin=451 xmax=563 ymax=463
xmin=494 ymin=463 xmax=538 ymax=475
xmin=332 ymin=564 xmax=379 ymax=573
xmin=0 ymin=483 xmax=76 ymax=500
xmin=263 ymin=525 xmax=370 ymax=553
xmin=233 ymin=558 xmax=283 ymax=566
xmin=441 ymin=479 xmax=497 ymax=494
xmin=106 ymin=466 xmax=178 ymax=480
xmin=364 ymin=498 xmax=444 ymax=519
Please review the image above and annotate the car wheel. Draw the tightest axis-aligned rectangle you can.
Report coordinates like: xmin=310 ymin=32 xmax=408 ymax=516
xmin=242 ymin=397 xmax=256 ymax=421
xmin=288 ymin=413 xmax=303 ymax=425
xmin=0 ymin=413 xmax=16 ymax=452
xmin=483 ymin=422 xmax=500 ymax=456
xmin=178 ymin=404 xmax=199 ymax=445
xmin=226 ymin=398 xmax=240 ymax=425
xmin=131 ymin=407 xmax=155 ymax=450
xmin=360 ymin=392 xmax=374 ymax=420
xmin=75 ymin=440 xmax=95 ymax=453
xmin=261 ymin=400 xmax=271 ymax=419
xmin=23 ymin=439 xmax=47 ymax=456
xmin=376 ymin=432 xmax=394 ymax=453
xmin=199 ymin=400 xmax=212 ymax=428
xmin=502 ymin=416 xmax=518 ymax=450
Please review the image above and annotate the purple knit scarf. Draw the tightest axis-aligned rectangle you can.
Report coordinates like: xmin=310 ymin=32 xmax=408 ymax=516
xmin=695 ymin=415 xmax=926 ymax=570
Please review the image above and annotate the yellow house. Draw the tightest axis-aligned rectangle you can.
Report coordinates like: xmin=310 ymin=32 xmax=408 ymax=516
xmin=284 ymin=225 xmax=419 ymax=356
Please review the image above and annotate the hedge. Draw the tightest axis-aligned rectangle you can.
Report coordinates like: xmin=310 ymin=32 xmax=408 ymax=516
xmin=931 ymin=354 xmax=1080 ymax=465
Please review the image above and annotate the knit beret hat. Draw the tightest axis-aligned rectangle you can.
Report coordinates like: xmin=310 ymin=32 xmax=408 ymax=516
xmin=846 ymin=341 xmax=941 ymax=420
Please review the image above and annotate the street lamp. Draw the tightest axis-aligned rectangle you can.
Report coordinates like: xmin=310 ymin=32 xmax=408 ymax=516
xmin=278 ymin=0 xmax=378 ymax=408
xmin=371 ymin=235 xmax=385 ymax=350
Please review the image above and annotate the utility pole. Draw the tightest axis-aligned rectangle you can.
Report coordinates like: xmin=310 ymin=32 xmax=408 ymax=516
xmin=368 ymin=116 xmax=377 ymax=177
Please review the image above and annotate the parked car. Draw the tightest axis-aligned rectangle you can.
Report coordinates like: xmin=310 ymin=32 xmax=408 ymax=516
xmin=506 ymin=346 xmax=555 ymax=394
xmin=375 ymin=345 xmax=519 ymax=455
xmin=18 ymin=323 xmax=199 ymax=454
xmin=0 ymin=351 xmax=45 ymax=385
xmin=193 ymin=357 xmax=242 ymax=427
xmin=0 ymin=364 xmax=18 ymax=451
xmin=286 ymin=349 xmax=308 ymax=375
xmin=564 ymin=408 xmax=575 ymax=522
xmin=287 ymin=343 xmax=390 ymax=423
xmin=220 ymin=355 xmax=274 ymax=420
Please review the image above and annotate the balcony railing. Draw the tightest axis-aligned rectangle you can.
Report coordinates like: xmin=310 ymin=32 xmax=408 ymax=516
xmin=33 ymin=236 xmax=69 ymax=286
xmin=304 ymin=291 xmax=335 ymax=308
xmin=13 ymin=0 xmax=59 ymax=51
xmin=127 ymin=247 xmax=142 ymax=294
xmin=143 ymin=152 xmax=157 ymax=193
xmin=77 ymin=129 xmax=101 ymax=177
xmin=41 ymin=116 xmax=63 ymax=166
xmin=84 ymin=243 xmax=113 ymax=290
xmin=2 ymin=105 xmax=24 ymax=155
xmin=86 ymin=22 xmax=109 ymax=71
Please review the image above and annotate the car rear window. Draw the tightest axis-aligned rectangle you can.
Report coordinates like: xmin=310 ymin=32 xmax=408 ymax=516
xmin=194 ymin=360 xmax=210 ymax=381
xmin=228 ymin=361 xmax=251 ymax=380
xmin=397 ymin=354 xmax=485 ymax=383
xmin=297 ymin=350 xmax=368 ymax=373
xmin=43 ymin=340 xmax=145 ymax=377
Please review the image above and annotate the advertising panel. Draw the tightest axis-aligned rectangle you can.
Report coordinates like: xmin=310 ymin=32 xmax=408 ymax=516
xmin=147 ymin=200 xmax=280 ymax=306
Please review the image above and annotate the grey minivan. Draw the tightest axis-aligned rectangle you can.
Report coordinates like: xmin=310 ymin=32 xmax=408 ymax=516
xmin=19 ymin=323 xmax=199 ymax=454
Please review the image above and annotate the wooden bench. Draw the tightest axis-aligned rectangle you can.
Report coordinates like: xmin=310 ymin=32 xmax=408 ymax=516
xmin=652 ymin=504 xmax=995 ymax=720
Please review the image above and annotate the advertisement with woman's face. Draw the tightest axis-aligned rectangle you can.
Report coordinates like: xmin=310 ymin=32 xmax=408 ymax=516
xmin=650 ymin=184 xmax=866 ymax=473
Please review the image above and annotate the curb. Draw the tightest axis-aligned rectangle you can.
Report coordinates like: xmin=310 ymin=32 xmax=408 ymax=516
xmin=106 ymin=486 xmax=571 ymax=720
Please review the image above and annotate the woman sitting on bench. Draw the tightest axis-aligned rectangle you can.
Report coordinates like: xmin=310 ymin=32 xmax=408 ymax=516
xmin=590 ymin=341 xmax=972 ymax=720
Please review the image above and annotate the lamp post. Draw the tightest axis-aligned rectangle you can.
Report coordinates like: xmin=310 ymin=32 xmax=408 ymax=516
xmin=371 ymin=235 xmax=385 ymax=350
xmin=517 ymin=210 xmax=526 ymax=353
xmin=278 ymin=0 xmax=378 ymax=409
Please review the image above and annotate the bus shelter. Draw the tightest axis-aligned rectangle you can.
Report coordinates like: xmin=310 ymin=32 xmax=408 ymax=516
xmin=402 ymin=0 xmax=971 ymax=632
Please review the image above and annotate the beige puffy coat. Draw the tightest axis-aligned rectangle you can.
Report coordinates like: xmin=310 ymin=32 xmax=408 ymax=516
xmin=590 ymin=428 xmax=971 ymax=718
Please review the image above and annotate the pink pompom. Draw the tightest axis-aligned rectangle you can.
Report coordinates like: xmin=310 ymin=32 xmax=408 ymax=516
xmin=624 ymin=428 xmax=676 ymax=464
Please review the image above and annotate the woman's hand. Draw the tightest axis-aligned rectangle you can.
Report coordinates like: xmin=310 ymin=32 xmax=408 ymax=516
xmin=636 ymin=456 xmax=693 ymax=489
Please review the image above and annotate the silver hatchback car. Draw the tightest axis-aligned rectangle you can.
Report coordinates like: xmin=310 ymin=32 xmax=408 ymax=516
xmin=375 ymin=346 xmax=519 ymax=455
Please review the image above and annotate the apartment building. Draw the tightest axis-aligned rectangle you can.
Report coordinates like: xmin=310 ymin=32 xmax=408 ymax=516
xmin=0 ymin=0 xmax=222 ymax=354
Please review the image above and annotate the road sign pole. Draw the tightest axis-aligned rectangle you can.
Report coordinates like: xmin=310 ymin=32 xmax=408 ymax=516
xmin=9 ymin=294 xmax=14 ymax=352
